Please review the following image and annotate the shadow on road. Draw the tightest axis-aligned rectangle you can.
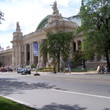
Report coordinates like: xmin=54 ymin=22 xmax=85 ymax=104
xmin=37 ymin=103 xmax=87 ymax=110
xmin=0 ymin=78 xmax=56 ymax=96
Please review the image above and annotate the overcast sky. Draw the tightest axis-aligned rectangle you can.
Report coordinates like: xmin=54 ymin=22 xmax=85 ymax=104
xmin=0 ymin=0 xmax=81 ymax=49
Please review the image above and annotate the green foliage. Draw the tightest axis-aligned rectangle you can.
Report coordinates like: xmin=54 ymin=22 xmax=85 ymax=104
xmin=40 ymin=30 xmax=74 ymax=71
xmin=40 ymin=39 xmax=48 ymax=64
xmin=0 ymin=60 xmax=2 ymax=67
xmin=46 ymin=31 xmax=73 ymax=62
xmin=73 ymin=50 xmax=85 ymax=67
xmin=0 ymin=96 xmax=36 ymax=110
xmin=31 ymin=64 xmax=35 ymax=68
xmin=77 ymin=0 xmax=110 ymax=68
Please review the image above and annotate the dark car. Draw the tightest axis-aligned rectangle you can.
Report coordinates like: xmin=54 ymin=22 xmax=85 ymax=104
xmin=24 ymin=68 xmax=31 ymax=75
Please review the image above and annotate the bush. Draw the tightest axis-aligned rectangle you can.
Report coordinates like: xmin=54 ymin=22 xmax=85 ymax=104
xmin=31 ymin=64 xmax=35 ymax=69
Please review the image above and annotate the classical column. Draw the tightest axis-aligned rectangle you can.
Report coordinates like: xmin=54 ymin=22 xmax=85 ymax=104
xmin=31 ymin=43 xmax=34 ymax=64
xmin=69 ymin=42 xmax=73 ymax=59
xmin=24 ymin=44 xmax=27 ymax=66
xmin=76 ymin=41 xmax=78 ymax=50
xmin=15 ymin=46 xmax=18 ymax=67
xmin=18 ymin=46 xmax=21 ymax=66
xmin=100 ymin=55 xmax=106 ymax=62
xmin=94 ymin=54 xmax=97 ymax=62
xmin=29 ymin=43 xmax=32 ymax=65
xmin=38 ymin=40 xmax=41 ymax=68
xmin=12 ymin=46 xmax=15 ymax=67
xmin=46 ymin=53 xmax=49 ymax=67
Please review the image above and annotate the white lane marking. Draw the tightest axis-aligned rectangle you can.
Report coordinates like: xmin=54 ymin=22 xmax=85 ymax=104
xmin=52 ymin=89 xmax=110 ymax=99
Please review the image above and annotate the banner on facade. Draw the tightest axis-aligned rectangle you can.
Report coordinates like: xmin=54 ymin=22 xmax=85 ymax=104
xmin=33 ymin=42 xmax=38 ymax=56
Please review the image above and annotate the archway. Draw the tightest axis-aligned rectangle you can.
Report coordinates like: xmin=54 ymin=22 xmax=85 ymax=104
xmin=73 ymin=42 xmax=76 ymax=52
xmin=26 ymin=44 xmax=30 ymax=65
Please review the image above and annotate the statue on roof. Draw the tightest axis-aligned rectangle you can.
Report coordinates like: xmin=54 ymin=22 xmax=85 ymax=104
xmin=52 ymin=1 xmax=59 ymax=14
xmin=16 ymin=22 xmax=21 ymax=32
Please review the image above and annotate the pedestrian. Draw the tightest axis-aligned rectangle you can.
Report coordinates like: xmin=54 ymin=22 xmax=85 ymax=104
xmin=97 ymin=65 xmax=101 ymax=74
xmin=68 ymin=66 xmax=71 ymax=74
xmin=101 ymin=66 xmax=104 ymax=74
xmin=105 ymin=66 xmax=108 ymax=74
xmin=53 ymin=61 xmax=56 ymax=73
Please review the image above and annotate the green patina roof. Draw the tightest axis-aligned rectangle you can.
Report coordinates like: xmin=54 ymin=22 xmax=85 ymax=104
xmin=36 ymin=15 xmax=51 ymax=31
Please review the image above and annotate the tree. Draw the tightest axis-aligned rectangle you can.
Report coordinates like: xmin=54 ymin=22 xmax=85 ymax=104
xmin=77 ymin=0 xmax=110 ymax=70
xmin=0 ymin=10 xmax=4 ymax=23
xmin=40 ymin=30 xmax=74 ymax=72
xmin=0 ymin=60 xmax=2 ymax=67
xmin=73 ymin=50 xmax=87 ymax=68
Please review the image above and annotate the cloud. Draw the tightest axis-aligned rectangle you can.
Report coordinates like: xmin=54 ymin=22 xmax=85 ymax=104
xmin=0 ymin=0 xmax=81 ymax=49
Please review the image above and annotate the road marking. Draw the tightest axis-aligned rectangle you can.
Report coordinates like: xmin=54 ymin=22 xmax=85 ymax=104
xmin=52 ymin=89 xmax=110 ymax=99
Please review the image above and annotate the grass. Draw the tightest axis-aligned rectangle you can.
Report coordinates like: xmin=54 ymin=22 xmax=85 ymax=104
xmin=0 ymin=96 xmax=36 ymax=110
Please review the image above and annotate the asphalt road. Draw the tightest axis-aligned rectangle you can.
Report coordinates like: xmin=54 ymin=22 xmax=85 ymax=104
xmin=0 ymin=72 xmax=110 ymax=110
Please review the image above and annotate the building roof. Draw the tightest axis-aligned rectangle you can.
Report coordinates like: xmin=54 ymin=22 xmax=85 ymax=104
xmin=36 ymin=14 xmax=81 ymax=31
xmin=36 ymin=15 xmax=51 ymax=31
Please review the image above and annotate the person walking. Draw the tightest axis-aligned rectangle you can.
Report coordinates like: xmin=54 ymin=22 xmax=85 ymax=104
xmin=53 ymin=61 xmax=56 ymax=73
xmin=101 ymin=66 xmax=104 ymax=74
xmin=97 ymin=65 xmax=101 ymax=74
xmin=105 ymin=66 xmax=108 ymax=74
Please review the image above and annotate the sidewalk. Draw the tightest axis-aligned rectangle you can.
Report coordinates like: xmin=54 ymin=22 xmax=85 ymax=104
xmin=32 ymin=71 xmax=98 ymax=75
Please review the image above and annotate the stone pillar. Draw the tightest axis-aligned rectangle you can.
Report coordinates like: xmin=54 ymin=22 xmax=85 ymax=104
xmin=94 ymin=54 xmax=97 ymax=62
xmin=12 ymin=46 xmax=15 ymax=67
xmin=69 ymin=42 xmax=73 ymax=59
xmin=30 ymin=43 xmax=32 ymax=65
xmin=38 ymin=40 xmax=41 ymax=68
xmin=24 ymin=44 xmax=27 ymax=66
xmin=15 ymin=46 xmax=18 ymax=67
xmin=100 ymin=55 xmax=106 ymax=62
xmin=31 ymin=43 xmax=34 ymax=65
xmin=46 ymin=53 xmax=50 ymax=67
xmin=18 ymin=46 xmax=21 ymax=66
xmin=29 ymin=43 xmax=34 ymax=65
xmin=76 ymin=41 xmax=78 ymax=50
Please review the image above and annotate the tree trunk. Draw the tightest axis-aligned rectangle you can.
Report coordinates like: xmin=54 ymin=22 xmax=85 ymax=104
xmin=57 ymin=54 xmax=60 ymax=72
xmin=105 ymin=52 xmax=110 ymax=71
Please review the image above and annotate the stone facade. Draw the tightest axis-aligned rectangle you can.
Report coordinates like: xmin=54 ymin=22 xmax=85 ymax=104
xmin=0 ymin=49 xmax=12 ymax=67
xmin=11 ymin=1 xmax=81 ymax=68
xmin=0 ymin=1 xmax=107 ymax=68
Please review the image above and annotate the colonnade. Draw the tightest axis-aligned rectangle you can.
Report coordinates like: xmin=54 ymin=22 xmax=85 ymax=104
xmin=13 ymin=40 xmax=45 ymax=68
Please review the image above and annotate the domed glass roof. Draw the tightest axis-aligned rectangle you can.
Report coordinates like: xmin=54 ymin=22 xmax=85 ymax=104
xmin=36 ymin=15 xmax=51 ymax=31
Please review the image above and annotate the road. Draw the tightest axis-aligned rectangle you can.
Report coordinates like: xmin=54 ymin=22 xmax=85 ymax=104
xmin=0 ymin=72 xmax=110 ymax=110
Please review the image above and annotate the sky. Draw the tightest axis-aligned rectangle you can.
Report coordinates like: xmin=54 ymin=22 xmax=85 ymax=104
xmin=0 ymin=0 xmax=81 ymax=50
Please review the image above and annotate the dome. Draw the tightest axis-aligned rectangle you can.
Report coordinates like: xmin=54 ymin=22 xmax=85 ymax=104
xmin=36 ymin=15 xmax=51 ymax=31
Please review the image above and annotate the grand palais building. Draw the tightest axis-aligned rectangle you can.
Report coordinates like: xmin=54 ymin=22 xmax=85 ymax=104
xmin=0 ymin=1 xmax=106 ymax=69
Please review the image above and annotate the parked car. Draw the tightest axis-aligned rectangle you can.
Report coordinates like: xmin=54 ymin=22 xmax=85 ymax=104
xmin=0 ymin=68 xmax=7 ymax=72
xmin=17 ymin=68 xmax=24 ymax=73
xmin=17 ymin=68 xmax=31 ymax=75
